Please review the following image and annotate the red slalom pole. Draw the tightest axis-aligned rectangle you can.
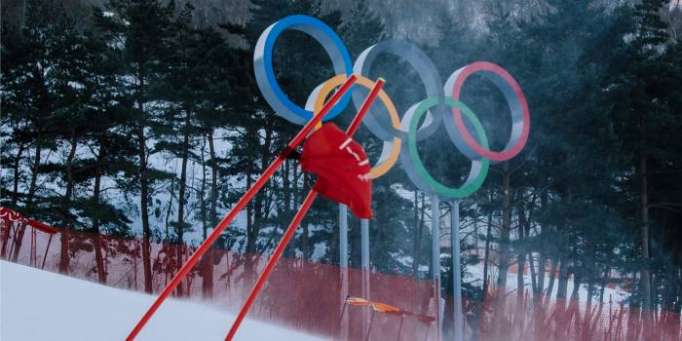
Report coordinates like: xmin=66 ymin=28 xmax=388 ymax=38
xmin=224 ymin=78 xmax=385 ymax=341
xmin=125 ymin=75 xmax=356 ymax=341
xmin=345 ymin=78 xmax=384 ymax=137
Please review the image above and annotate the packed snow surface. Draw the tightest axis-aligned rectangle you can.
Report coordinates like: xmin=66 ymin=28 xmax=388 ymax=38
xmin=0 ymin=261 xmax=325 ymax=341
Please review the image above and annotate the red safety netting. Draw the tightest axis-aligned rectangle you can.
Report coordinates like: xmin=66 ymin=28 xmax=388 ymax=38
xmin=2 ymin=210 xmax=680 ymax=341
xmin=0 ymin=214 xmax=437 ymax=340
xmin=476 ymin=287 xmax=682 ymax=341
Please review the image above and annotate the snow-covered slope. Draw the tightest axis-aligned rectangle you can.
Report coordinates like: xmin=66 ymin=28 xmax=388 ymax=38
xmin=0 ymin=261 xmax=325 ymax=341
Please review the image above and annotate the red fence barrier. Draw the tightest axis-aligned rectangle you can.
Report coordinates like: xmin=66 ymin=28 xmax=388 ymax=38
xmin=2 ymin=214 xmax=680 ymax=340
xmin=0 ymin=218 xmax=437 ymax=340
xmin=476 ymin=287 xmax=682 ymax=341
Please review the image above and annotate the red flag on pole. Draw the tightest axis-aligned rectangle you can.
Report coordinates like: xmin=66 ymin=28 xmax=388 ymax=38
xmin=299 ymin=123 xmax=372 ymax=219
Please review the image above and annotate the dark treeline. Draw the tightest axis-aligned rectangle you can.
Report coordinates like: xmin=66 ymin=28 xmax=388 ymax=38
xmin=2 ymin=0 xmax=682 ymax=323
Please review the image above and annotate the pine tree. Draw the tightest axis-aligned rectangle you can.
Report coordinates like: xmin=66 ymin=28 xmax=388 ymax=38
xmin=1 ymin=1 xmax=78 ymax=262
xmin=0 ymin=0 xmax=63 ymax=217
xmin=631 ymin=0 xmax=670 ymax=312
xmin=76 ymin=25 xmax=136 ymax=283
xmin=93 ymin=0 xmax=176 ymax=293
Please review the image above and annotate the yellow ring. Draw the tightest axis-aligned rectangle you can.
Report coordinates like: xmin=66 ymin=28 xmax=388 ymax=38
xmin=305 ymin=74 xmax=401 ymax=179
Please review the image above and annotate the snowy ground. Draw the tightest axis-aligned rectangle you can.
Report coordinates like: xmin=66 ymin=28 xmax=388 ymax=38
xmin=0 ymin=261 xmax=325 ymax=341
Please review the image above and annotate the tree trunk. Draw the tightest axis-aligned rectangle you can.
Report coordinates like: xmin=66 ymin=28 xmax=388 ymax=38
xmin=497 ymin=165 xmax=512 ymax=290
xmin=164 ymin=178 xmax=174 ymax=239
xmin=176 ymin=109 xmax=191 ymax=242
xmin=556 ymin=258 xmax=569 ymax=301
xmin=93 ymin=142 xmax=107 ymax=283
xmin=546 ymin=257 xmax=558 ymax=300
xmin=136 ymin=68 xmax=153 ymax=293
xmin=250 ymin=188 xmax=263 ymax=256
xmin=412 ymin=191 xmax=425 ymax=277
xmin=673 ymin=268 xmax=682 ymax=314
xmin=199 ymin=139 xmax=209 ymax=297
xmin=138 ymin=125 xmax=153 ymax=293
xmin=282 ymin=158 xmax=290 ymax=215
xmin=494 ymin=164 xmax=513 ymax=334
xmin=519 ymin=201 xmax=538 ymax=298
xmin=517 ymin=252 xmax=525 ymax=303
xmin=11 ymin=142 xmax=26 ymax=207
xmin=244 ymin=151 xmax=257 ymax=280
xmin=199 ymin=139 xmax=208 ymax=239
xmin=473 ymin=216 xmax=479 ymax=257
xmin=517 ymin=210 xmax=525 ymax=303
xmin=201 ymin=130 xmax=218 ymax=297
xmin=12 ymin=140 xmax=42 ymax=261
xmin=174 ymin=108 xmax=192 ymax=297
xmin=208 ymin=130 xmax=218 ymax=227
xmin=59 ymin=132 xmax=78 ymax=274
xmin=571 ymin=271 xmax=581 ymax=301
xmin=586 ymin=279 xmax=594 ymax=314
xmin=536 ymin=253 xmax=546 ymax=299
xmin=599 ymin=268 xmax=609 ymax=304
xmin=570 ymin=271 xmax=582 ymax=334
xmin=482 ymin=205 xmax=493 ymax=298
xmin=412 ymin=190 xmax=419 ymax=276
xmin=258 ymin=122 xmax=274 ymax=252
xmin=26 ymin=139 xmax=42 ymax=205
xmin=639 ymin=129 xmax=651 ymax=312
xmin=662 ymin=268 xmax=676 ymax=313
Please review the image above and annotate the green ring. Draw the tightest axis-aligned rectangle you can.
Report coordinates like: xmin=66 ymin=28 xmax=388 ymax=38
xmin=407 ymin=97 xmax=490 ymax=198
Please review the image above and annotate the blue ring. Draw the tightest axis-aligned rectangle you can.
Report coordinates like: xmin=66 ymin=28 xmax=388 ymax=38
xmin=256 ymin=15 xmax=353 ymax=124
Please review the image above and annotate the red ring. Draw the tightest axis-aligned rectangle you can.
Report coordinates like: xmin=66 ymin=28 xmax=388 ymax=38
xmin=451 ymin=61 xmax=530 ymax=162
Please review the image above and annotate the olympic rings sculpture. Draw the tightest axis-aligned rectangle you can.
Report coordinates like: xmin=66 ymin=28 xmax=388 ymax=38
xmin=254 ymin=15 xmax=530 ymax=199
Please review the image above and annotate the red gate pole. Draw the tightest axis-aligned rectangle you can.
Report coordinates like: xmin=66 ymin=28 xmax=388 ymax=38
xmin=41 ymin=234 xmax=53 ymax=269
xmin=125 ymin=75 xmax=357 ymax=341
xmin=30 ymin=228 xmax=36 ymax=266
xmin=335 ymin=296 xmax=351 ymax=338
xmin=1 ymin=220 xmax=10 ymax=257
xmin=224 ymin=78 xmax=385 ymax=341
